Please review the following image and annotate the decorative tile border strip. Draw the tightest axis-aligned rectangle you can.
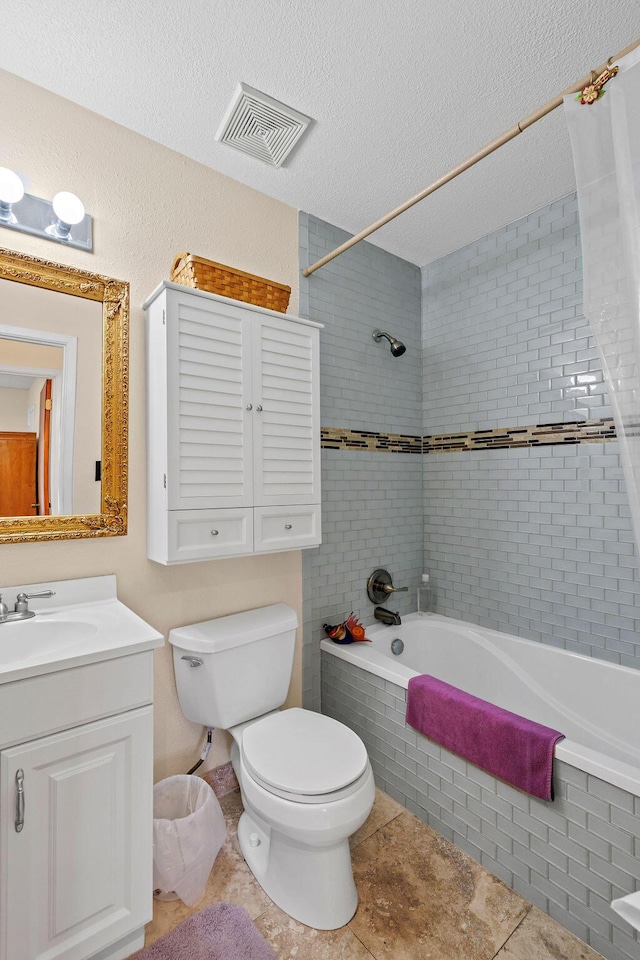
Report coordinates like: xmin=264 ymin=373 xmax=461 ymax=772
xmin=321 ymin=419 xmax=616 ymax=454
xmin=424 ymin=417 xmax=616 ymax=453
xmin=321 ymin=427 xmax=423 ymax=454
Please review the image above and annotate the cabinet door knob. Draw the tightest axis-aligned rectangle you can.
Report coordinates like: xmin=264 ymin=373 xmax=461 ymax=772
xmin=285 ymin=523 xmax=293 ymax=530
xmin=211 ymin=529 xmax=219 ymax=536
xmin=256 ymin=404 xmax=263 ymax=413
xmin=245 ymin=403 xmax=253 ymax=411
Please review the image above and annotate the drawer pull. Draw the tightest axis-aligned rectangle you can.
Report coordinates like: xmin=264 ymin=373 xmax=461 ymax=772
xmin=15 ymin=769 xmax=24 ymax=833
xmin=285 ymin=523 xmax=293 ymax=530
xmin=211 ymin=529 xmax=219 ymax=536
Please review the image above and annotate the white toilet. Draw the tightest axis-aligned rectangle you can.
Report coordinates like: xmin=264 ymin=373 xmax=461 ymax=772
xmin=168 ymin=603 xmax=375 ymax=930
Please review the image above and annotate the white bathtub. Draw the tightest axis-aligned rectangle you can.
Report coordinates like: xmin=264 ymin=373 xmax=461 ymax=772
xmin=320 ymin=613 xmax=640 ymax=796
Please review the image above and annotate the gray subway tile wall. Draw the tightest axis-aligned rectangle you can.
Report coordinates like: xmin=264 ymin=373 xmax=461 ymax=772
xmin=421 ymin=193 xmax=640 ymax=669
xmin=303 ymin=449 xmax=423 ymax=708
xmin=300 ymin=212 xmax=423 ymax=436
xmin=299 ymin=212 xmax=423 ymax=710
xmin=422 ymin=195 xmax=604 ymax=434
xmin=322 ymin=652 xmax=640 ymax=960
xmin=423 ymin=443 xmax=640 ymax=665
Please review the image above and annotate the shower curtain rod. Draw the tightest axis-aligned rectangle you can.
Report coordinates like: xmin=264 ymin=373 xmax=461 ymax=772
xmin=302 ymin=36 xmax=640 ymax=278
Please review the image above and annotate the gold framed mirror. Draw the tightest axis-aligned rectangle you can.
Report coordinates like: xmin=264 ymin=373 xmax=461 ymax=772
xmin=0 ymin=247 xmax=128 ymax=542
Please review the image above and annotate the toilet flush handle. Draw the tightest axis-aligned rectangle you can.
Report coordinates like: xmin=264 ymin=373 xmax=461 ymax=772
xmin=181 ymin=655 xmax=204 ymax=668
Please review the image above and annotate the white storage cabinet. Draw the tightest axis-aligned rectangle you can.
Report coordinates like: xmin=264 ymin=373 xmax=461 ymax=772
xmin=144 ymin=282 xmax=322 ymax=564
xmin=0 ymin=653 xmax=155 ymax=960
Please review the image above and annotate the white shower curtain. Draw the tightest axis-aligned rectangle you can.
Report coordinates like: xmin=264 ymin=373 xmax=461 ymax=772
xmin=564 ymin=46 xmax=640 ymax=552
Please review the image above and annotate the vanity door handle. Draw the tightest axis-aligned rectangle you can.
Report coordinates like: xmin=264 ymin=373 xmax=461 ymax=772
xmin=255 ymin=404 xmax=263 ymax=413
xmin=15 ymin=769 xmax=24 ymax=833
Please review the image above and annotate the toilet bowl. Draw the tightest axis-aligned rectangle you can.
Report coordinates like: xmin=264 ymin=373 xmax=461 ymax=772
xmin=230 ymin=708 xmax=375 ymax=929
xmin=168 ymin=604 xmax=375 ymax=930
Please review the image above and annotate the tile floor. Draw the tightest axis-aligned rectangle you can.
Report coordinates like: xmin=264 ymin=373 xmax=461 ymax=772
xmin=142 ymin=787 xmax=604 ymax=960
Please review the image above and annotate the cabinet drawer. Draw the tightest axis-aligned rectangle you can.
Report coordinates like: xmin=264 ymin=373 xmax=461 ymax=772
xmin=168 ymin=508 xmax=253 ymax=562
xmin=254 ymin=504 xmax=321 ymax=552
xmin=0 ymin=652 xmax=154 ymax=750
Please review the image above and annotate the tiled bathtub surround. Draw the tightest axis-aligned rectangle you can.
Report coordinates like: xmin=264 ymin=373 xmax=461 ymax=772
xmin=300 ymin=212 xmax=423 ymax=710
xmin=423 ymin=442 xmax=640 ymax=666
xmin=422 ymin=193 xmax=640 ymax=669
xmin=299 ymin=212 xmax=422 ymax=436
xmin=303 ymin=449 xmax=423 ymax=709
xmin=306 ymin=195 xmax=640 ymax=960
xmin=322 ymin=652 xmax=640 ymax=960
xmin=422 ymin=193 xmax=605 ymax=433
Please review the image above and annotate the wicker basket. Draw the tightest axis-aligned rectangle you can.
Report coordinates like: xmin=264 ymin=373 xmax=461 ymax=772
xmin=170 ymin=253 xmax=291 ymax=313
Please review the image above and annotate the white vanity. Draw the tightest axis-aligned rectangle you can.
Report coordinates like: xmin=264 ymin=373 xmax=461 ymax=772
xmin=0 ymin=575 xmax=163 ymax=960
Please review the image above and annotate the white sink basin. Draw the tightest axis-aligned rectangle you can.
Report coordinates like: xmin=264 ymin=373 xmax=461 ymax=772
xmin=0 ymin=575 xmax=164 ymax=683
xmin=0 ymin=619 xmax=98 ymax=663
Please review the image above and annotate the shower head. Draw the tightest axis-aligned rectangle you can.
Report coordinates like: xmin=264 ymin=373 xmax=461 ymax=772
xmin=372 ymin=329 xmax=406 ymax=357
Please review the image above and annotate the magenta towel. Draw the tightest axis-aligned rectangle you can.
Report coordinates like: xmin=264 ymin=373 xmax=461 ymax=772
xmin=406 ymin=675 xmax=564 ymax=800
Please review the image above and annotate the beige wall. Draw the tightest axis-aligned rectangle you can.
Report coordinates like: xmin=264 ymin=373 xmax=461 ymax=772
xmin=1 ymin=69 xmax=302 ymax=779
xmin=0 ymin=386 xmax=29 ymax=431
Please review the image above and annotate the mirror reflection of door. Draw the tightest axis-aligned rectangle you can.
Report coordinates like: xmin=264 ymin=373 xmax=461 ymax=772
xmin=0 ymin=352 xmax=60 ymax=518
xmin=0 ymin=431 xmax=37 ymax=516
xmin=0 ymin=280 xmax=103 ymax=518
xmin=0 ymin=371 xmax=54 ymax=517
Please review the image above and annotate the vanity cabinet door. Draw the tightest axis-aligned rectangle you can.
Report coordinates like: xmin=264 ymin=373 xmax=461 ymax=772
xmin=251 ymin=315 xmax=321 ymax=507
xmin=0 ymin=707 xmax=153 ymax=960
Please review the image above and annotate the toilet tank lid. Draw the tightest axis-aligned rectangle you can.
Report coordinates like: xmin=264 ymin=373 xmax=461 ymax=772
xmin=168 ymin=603 xmax=298 ymax=653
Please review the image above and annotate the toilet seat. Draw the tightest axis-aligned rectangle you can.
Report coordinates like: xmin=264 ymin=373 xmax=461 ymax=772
xmin=240 ymin=707 xmax=369 ymax=804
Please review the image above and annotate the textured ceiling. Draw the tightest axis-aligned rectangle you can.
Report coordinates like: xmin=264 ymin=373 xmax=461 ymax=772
xmin=2 ymin=0 xmax=639 ymax=267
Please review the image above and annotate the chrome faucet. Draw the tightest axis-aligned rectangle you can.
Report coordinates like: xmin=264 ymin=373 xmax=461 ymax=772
xmin=0 ymin=590 xmax=56 ymax=624
xmin=374 ymin=606 xmax=402 ymax=626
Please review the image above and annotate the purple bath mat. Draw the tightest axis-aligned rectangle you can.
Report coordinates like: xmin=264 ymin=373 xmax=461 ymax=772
xmin=132 ymin=902 xmax=276 ymax=960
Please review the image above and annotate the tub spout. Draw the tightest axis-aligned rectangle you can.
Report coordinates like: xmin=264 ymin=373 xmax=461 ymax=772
xmin=374 ymin=607 xmax=402 ymax=626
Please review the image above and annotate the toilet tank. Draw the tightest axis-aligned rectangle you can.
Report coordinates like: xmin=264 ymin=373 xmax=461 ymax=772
xmin=168 ymin=603 xmax=298 ymax=729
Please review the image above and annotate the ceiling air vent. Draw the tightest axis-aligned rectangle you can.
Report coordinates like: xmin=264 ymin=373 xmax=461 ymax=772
xmin=215 ymin=83 xmax=312 ymax=167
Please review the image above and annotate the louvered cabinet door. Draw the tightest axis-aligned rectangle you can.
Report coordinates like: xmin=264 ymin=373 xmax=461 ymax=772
xmin=252 ymin=316 xmax=320 ymax=506
xmin=166 ymin=290 xmax=253 ymax=510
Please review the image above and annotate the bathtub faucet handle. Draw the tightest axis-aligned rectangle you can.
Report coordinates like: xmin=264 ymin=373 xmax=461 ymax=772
xmin=367 ymin=568 xmax=408 ymax=604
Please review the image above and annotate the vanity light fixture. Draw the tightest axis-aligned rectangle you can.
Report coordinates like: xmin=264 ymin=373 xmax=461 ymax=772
xmin=0 ymin=167 xmax=25 ymax=224
xmin=0 ymin=169 xmax=92 ymax=252
xmin=46 ymin=192 xmax=86 ymax=242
